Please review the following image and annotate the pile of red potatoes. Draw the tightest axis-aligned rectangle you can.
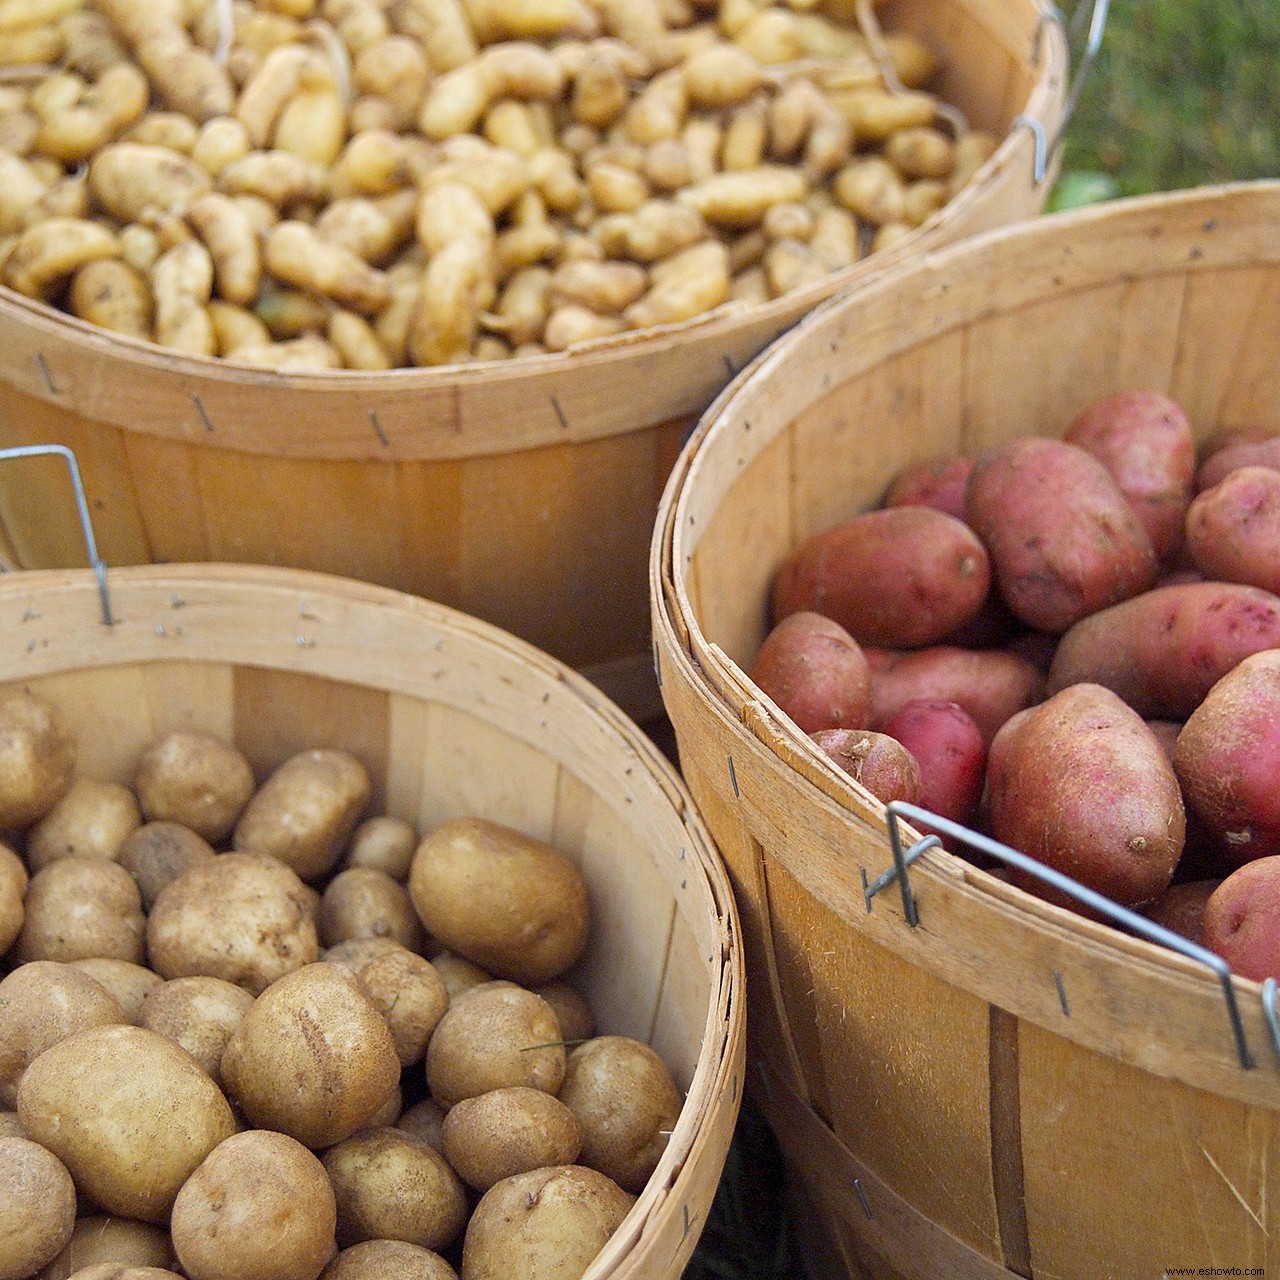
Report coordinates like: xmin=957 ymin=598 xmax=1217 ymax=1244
xmin=749 ymin=390 xmax=1280 ymax=981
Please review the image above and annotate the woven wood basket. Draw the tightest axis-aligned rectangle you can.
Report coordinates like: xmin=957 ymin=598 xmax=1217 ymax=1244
xmin=652 ymin=181 xmax=1280 ymax=1280
xmin=0 ymin=558 xmax=744 ymax=1279
xmin=0 ymin=0 xmax=1072 ymax=725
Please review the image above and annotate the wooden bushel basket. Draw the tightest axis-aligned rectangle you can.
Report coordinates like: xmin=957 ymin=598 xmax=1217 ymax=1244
xmin=0 ymin=0 xmax=1073 ymax=725
xmin=652 ymin=182 xmax=1280 ymax=1279
xmin=0 ymin=550 xmax=744 ymax=1278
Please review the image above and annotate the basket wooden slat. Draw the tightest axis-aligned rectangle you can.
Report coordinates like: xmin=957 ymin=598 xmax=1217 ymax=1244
xmin=0 ymin=561 xmax=744 ymax=1279
xmin=0 ymin=0 xmax=1067 ymax=723
xmin=652 ymin=182 xmax=1280 ymax=1279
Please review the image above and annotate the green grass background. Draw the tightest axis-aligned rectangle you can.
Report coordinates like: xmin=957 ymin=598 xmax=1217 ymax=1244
xmin=684 ymin=3 xmax=1278 ymax=1277
xmin=1052 ymin=0 xmax=1280 ymax=206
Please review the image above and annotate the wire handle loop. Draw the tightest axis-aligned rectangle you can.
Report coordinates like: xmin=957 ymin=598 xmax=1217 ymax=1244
xmin=874 ymin=801 xmax=1255 ymax=1071
xmin=0 ymin=445 xmax=113 ymax=626
xmin=1015 ymin=0 xmax=1110 ymax=183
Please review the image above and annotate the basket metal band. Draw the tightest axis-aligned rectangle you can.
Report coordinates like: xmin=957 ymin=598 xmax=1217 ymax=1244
xmin=1015 ymin=0 xmax=1110 ymax=183
xmin=869 ymin=800 xmax=1257 ymax=1072
xmin=0 ymin=445 xmax=113 ymax=626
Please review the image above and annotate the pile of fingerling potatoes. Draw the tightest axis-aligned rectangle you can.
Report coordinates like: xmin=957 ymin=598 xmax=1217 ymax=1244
xmin=0 ymin=695 xmax=680 ymax=1280
xmin=749 ymin=394 xmax=1280 ymax=982
xmin=0 ymin=0 xmax=995 ymax=368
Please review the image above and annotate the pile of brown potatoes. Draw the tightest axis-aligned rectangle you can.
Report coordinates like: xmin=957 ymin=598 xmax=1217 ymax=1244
xmin=0 ymin=0 xmax=994 ymax=368
xmin=749 ymin=391 xmax=1280 ymax=982
xmin=0 ymin=691 xmax=683 ymax=1280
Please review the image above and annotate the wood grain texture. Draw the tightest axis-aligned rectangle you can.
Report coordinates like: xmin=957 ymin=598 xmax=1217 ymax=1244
xmin=0 ymin=0 xmax=1064 ymax=724
xmin=652 ymin=182 xmax=1280 ymax=1278
xmin=0 ymin=562 xmax=744 ymax=1280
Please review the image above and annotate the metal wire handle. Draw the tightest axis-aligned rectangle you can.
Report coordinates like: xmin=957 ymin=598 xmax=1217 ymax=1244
xmin=1015 ymin=0 xmax=1111 ymax=184
xmin=0 ymin=445 xmax=113 ymax=626
xmin=867 ymin=800 xmax=1255 ymax=1071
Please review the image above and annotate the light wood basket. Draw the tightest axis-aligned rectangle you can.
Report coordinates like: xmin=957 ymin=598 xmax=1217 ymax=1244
xmin=0 ymin=559 xmax=744 ymax=1279
xmin=0 ymin=0 xmax=1071 ymax=725
xmin=652 ymin=182 xmax=1280 ymax=1280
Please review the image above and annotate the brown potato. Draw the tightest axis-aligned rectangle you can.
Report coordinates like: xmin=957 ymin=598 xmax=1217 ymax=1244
xmin=171 ymin=1130 xmax=337 ymax=1280
xmin=1184 ymin=465 xmax=1280 ymax=593
xmin=116 ymin=821 xmax=218 ymax=911
xmin=867 ymin=645 xmax=1046 ymax=746
xmin=16 ymin=858 xmax=145 ymax=964
xmin=1046 ymin=581 xmax=1280 ymax=721
xmin=32 ymin=1217 xmax=175 ymax=1280
xmin=322 ymin=1127 xmax=468 ymax=1252
xmin=0 ymin=1113 xmax=22 ymax=1138
xmin=986 ymin=683 xmax=1184 ymax=910
xmin=18 ymin=1024 xmax=238 ymax=1223
xmin=557 ymin=1035 xmax=682 ymax=1194
xmin=1174 ymin=649 xmax=1280 ymax=866
xmin=965 ymin=436 xmax=1158 ymax=633
xmin=318 ymin=866 xmax=425 ymax=951
xmin=531 ymin=980 xmax=596 ymax=1046
xmin=425 ymin=980 xmax=566 ymax=1107
xmin=0 ymin=961 xmax=125 ymax=1108
xmin=0 ymin=688 xmax=75 ymax=830
xmin=409 ymin=817 xmax=589 ymax=985
xmin=460 ymin=1165 xmax=635 ymax=1279
xmin=220 ymin=962 xmax=400 ymax=1149
xmin=0 ymin=1136 xmax=76 ymax=1280
xmin=320 ymin=1241 xmax=457 ymax=1280
xmin=881 ymin=453 xmax=973 ymax=521
xmin=771 ymin=506 xmax=991 ymax=648
xmin=137 ymin=975 xmax=255 ymax=1086
xmin=395 ymin=1097 xmax=447 ymax=1150
xmin=146 ymin=851 xmax=319 ymax=994
xmin=1142 ymin=879 xmax=1220 ymax=948
xmin=1064 ymin=389 xmax=1196 ymax=565
xmin=324 ymin=938 xmax=449 ymax=1067
xmin=442 ymin=1086 xmax=581 ymax=1191
xmin=25 ymin=778 xmax=142 ymax=872
xmin=341 ymin=814 xmax=418 ymax=880
xmin=429 ymin=951 xmax=492 ymax=1001
xmin=747 ymin=611 xmax=871 ymax=733
xmin=67 ymin=959 xmax=164 ymax=1022
xmin=0 ymin=842 xmax=27 ymax=955
xmin=59 ymin=1268 xmax=182 ymax=1280
xmin=133 ymin=730 xmax=255 ymax=844
xmin=233 ymin=749 xmax=372 ymax=881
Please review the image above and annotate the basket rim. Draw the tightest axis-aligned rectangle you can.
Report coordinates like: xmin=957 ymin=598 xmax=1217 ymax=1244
xmin=650 ymin=179 xmax=1280 ymax=1108
xmin=0 ymin=0 xmax=1067 ymax=461
xmin=0 ymin=561 xmax=747 ymax=1278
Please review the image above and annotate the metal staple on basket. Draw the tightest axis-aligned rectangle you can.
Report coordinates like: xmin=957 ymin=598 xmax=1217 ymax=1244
xmin=870 ymin=801 xmax=1257 ymax=1071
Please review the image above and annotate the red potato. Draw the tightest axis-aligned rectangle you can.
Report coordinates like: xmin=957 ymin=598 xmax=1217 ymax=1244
xmin=748 ymin=612 xmax=871 ymax=733
xmin=1195 ymin=432 xmax=1280 ymax=492
xmin=1046 ymin=581 xmax=1280 ymax=720
xmin=1184 ymin=466 xmax=1280 ymax=593
xmin=880 ymin=699 xmax=985 ymax=829
xmin=881 ymin=454 xmax=974 ymax=522
xmin=986 ymin=683 xmax=1184 ymax=910
xmin=964 ymin=436 xmax=1158 ymax=633
xmin=1064 ymin=389 xmax=1196 ymax=564
xmin=1142 ymin=879 xmax=1221 ymax=948
xmin=1174 ymin=649 xmax=1280 ymax=865
xmin=1202 ymin=857 xmax=1280 ymax=981
xmin=770 ymin=506 xmax=990 ymax=649
xmin=809 ymin=729 xmax=922 ymax=806
xmin=868 ymin=645 xmax=1046 ymax=745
